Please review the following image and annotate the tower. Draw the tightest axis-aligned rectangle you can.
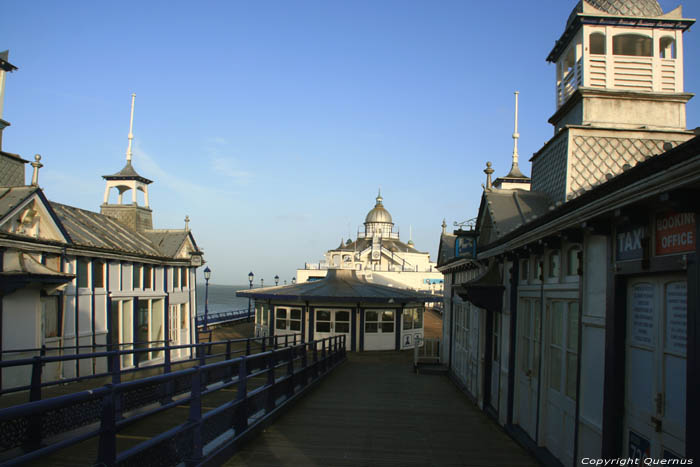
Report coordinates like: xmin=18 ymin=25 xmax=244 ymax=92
xmin=100 ymin=94 xmax=153 ymax=231
xmin=531 ymin=0 xmax=696 ymax=202
xmin=493 ymin=91 xmax=531 ymax=190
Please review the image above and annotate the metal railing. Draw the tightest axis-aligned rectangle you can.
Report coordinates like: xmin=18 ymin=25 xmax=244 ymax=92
xmin=0 ymin=335 xmax=346 ymax=466
xmin=196 ymin=307 xmax=251 ymax=328
xmin=414 ymin=337 xmax=441 ymax=371
xmin=0 ymin=334 xmax=307 ymax=401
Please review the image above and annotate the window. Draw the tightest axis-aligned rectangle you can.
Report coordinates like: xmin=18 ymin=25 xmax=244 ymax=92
xmin=548 ymin=300 xmax=579 ymax=400
xmin=613 ymin=34 xmax=652 ymax=57
xmin=93 ymin=260 xmax=105 ymax=288
xmin=548 ymin=251 xmax=560 ymax=279
xmin=173 ymin=267 xmax=180 ymax=289
xmin=133 ymin=264 xmax=142 ymax=289
xmin=365 ymin=310 xmax=394 ymax=333
xmin=659 ymin=36 xmax=676 ymax=59
xmin=535 ymin=258 xmax=543 ymax=281
xmin=520 ymin=259 xmax=529 ymax=281
xmin=276 ymin=308 xmax=288 ymax=330
xmin=589 ymin=32 xmax=605 ymax=55
xmin=77 ymin=258 xmax=89 ymax=288
xmin=403 ymin=308 xmax=423 ymax=330
xmin=567 ymin=247 xmax=581 ymax=276
xmin=566 ymin=303 xmax=579 ymax=399
xmin=42 ymin=296 xmax=60 ymax=339
xmin=143 ymin=265 xmax=152 ymax=289
xmin=274 ymin=306 xmax=302 ymax=331
xmin=180 ymin=267 xmax=187 ymax=288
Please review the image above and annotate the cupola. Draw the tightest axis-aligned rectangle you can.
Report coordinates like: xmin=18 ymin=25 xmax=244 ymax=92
xmin=100 ymin=94 xmax=153 ymax=232
xmin=363 ymin=190 xmax=397 ymax=238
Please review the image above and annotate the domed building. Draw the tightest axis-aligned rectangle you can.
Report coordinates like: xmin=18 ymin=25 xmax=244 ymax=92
xmin=296 ymin=191 xmax=443 ymax=293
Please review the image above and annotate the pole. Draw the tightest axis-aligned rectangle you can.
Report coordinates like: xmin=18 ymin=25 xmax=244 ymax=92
xmin=248 ymin=280 xmax=252 ymax=322
xmin=204 ymin=277 xmax=210 ymax=330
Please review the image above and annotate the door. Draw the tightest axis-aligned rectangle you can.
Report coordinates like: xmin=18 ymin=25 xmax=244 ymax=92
xmin=314 ymin=308 xmax=351 ymax=350
xmin=542 ymin=299 xmax=578 ymax=465
xmin=624 ymin=276 xmax=686 ymax=460
xmin=364 ymin=309 xmax=395 ymax=350
xmin=515 ymin=296 xmax=540 ymax=440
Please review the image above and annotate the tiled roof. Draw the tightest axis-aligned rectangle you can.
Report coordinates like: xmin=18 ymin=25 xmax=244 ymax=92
xmin=437 ymin=233 xmax=456 ymax=268
xmin=142 ymin=230 xmax=189 ymax=257
xmin=481 ymin=189 xmax=552 ymax=239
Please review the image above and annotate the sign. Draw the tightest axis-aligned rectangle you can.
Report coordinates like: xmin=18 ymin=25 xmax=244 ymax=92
xmin=665 ymin=281 xmax=687 ymax=356
xmin=455 ymin=235 xmax=477 ymax=258
xmin=630 ymin=283 xmax=655 ymax=347
xmin=628 ymin=431 xmax=650 ymax=461
xmin=616 ymin=225 xmax=646 ymax=261
xmin=655 ymin=212 xmax=695 ymax=256
xmin=423 ymin=278 xmax=444 ymax=285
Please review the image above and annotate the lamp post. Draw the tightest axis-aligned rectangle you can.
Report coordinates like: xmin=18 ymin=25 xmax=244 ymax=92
xmin=292 ymin=277 xmax=296 ymax=285
xmin=274 ymin=275 xmax=279 ymax=286
xmin=260 ymin=278 xmax=264 ymax=288
xmin=203 ymin=266 xmax=211 ymax=330
xmin=248 ymin=271 xmax=254 ymax=322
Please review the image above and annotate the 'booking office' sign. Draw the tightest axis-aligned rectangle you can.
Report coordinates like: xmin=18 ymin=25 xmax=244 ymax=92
xmin=655 ymin=212 xmax=696 ymax=256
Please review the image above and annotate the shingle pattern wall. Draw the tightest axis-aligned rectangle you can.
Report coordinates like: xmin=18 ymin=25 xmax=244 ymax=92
xmin=531 ymin=137 xmax=568 ymax=202
xmin=568 ymin=136 xmax=686 ymax=199
xmin=585 ymin=0 xmax=662 ymax=17
xmin=0 ymin=157 xmax=24 ymax=187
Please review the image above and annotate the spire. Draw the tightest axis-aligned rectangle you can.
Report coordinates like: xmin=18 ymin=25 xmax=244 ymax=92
xmin=408 ymin=225 xmax=414 ymax=246
xmin=376 ymin=187 xmax=383 ymax=206
xmin=185 ymin=215 xmax=190 ymax=231
xmin=125 ymin=93 xmax=136 ymax=163
xmin=505 ymin=91 xmax=526 ymax=178
xmin=441 ymin=219 xmax=447 ymax=235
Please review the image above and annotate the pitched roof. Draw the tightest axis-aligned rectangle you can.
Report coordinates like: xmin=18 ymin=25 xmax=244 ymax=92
xmin=142 ymin=230 xmax=190 ymax=257
xmin=436 ymin=233 xmax=456 ymax=268
xmin=102 ymin=161 xmax=152 ymax=184
xmin=477 ymin=188 xmax=552 ymax=240
xmin=50 ymin=202 xmax=164 ymax=257
xmin=0 ymin=186 xmax=36 ymax=219
xmin=336 ymin=237 xmax=423 ymax=254
xmin=237 ymin=268 xmax=435 ymax=303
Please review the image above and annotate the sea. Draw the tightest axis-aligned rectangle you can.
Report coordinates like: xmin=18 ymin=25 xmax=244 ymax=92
xmin=195 ymin=284 xmax=252 ymax=316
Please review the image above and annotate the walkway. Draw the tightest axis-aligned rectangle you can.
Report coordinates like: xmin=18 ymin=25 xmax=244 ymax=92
xmin=225 ymin=350 xmax=539 ymax=467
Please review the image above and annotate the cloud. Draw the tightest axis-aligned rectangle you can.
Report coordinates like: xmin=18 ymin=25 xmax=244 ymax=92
xmin=274 ymin=213 xmax=312 ymax=222
xmin=211 ymin=156 xmax=252 ymax=184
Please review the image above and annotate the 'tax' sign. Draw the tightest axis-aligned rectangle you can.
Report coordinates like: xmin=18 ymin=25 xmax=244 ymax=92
xmin=656 ymin=212 xmax=696 ymax=256
xmin=616 ymin=225 xmax=645 ymax=261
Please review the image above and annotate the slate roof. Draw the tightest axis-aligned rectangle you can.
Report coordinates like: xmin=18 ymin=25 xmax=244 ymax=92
xmin=0 ymin=186 xmax=36 ymax=219
xmin=436 ymin=233 xmax=456 ymax=268
xmin=237 ymin=268 xmax=435 ymax=303
xmin=332 ymin=237 xmax=422 ymax=254
xmin=50 ymin=202 xmax=164 ymax=257
xmin=143 ymin=230 xmax=191 ymax=257
xmin=477 ymin=188 xmax=552 ymax=240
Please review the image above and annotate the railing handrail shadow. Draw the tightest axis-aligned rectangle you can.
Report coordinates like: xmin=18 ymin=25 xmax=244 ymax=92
xmin=0 ymin=335 xmax=347 ymax=466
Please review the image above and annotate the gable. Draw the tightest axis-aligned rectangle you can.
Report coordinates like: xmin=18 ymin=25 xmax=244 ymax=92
xmin=0 ymin=191 xmax=68 ymax=243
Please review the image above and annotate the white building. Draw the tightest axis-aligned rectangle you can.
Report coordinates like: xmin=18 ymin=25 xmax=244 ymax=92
xmin=438 ymin=1 xmax=698 ymax=465
xmin=0 ymin=56 xmax=203 ymax=389
xmin=297 ymin=192 xmax=443 ymax=294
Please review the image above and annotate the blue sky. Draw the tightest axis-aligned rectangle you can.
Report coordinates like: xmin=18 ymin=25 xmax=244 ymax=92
xmin=4 ymin=0 xmax=700 ymax=285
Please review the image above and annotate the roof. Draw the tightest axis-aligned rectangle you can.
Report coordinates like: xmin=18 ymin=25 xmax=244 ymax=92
xmin=50 ymin=202 xmax=164 ymax=257
xmin=477 ymin=188 xmax=552 ymax=240
xmin=365 ymin=194 xmax=393 ymax=225
xmin=102 ymin=161 xmax=152 ymax=184
xmin=237 ymin=268 xmax=435 ymax=303
xmin=335 ymin=237 xmax=422 ymax=254
xmin=0 ymin=51 xmax=17 ymax=72
xmin=142 ymin=230 xmax=191 ymax=257
xmin=0 ymin=186 xmax=36 ymax=219
xmin=436 ymin=233 xmax=456 ymax=268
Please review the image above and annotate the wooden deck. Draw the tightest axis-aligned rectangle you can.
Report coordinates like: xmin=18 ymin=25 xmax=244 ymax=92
xmin=224 ymin=350 xmax=539 ymax=467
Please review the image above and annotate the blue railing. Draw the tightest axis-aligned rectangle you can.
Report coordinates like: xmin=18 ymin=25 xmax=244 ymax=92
xmin=0 ymin=335 xmax=346 ymax=466
xmin=196 ymin=307 xmax=251 ymax=328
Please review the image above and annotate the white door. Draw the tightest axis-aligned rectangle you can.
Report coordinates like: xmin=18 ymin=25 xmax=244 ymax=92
xmin=169 ymin=305 xmax=180 ymax=359
xmin=542 ymin=299 xmax=579 ymax=466
xmin=364 ymin=309 xmax=395 ymax=350
xmin=315 ymin=308 xmax=351 ymax=350
xmin=624 ymin=276 xmax=686 ymax=460
xmin=515 ymin=296 xmax=540 ymax=440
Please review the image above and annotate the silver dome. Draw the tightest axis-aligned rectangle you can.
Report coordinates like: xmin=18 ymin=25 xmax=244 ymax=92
xmin=586 ymin=0 xmax=663 ymax=17
xmin=364 ymin=193 xmax=393 ymax=225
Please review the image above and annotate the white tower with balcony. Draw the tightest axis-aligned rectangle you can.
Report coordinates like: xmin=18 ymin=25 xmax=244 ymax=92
xmin=530 ymin=0 xmax=696 ymax=203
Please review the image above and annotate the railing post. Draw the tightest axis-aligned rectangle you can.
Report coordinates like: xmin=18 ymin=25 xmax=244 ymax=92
xmin=246 ymin=338 xmax=251 ymax=356
xmin=261 ymin=337 xmax=266 ymax=353
xmin=301 ymin=343 xmax=308 ymax=386
xmin=29 ymin=356 xmax=43 ymax=402
xmin=321 ymin=339 xmax=327 ymax=374
xmin=313 ymin=341 xmax=319 ymax=379
xmin=186 ymin=367 xmax=203 ymax=467
xmin=111 ymin=351 xmax=121 ymax=385
xmin=164 ymin=339 xmax=171 ymax=375
xmin=225 ymin=340 xmax=232 ymax=361
xmin=286 ymin=346 xmax=294 ymax=399
xmin=234 ymin=356 xmax=248 ymax=435
xmin=97 ymin=384 xmax=117 ymax=467
xmin=265 ymin=351 xmax=275 ymax=414
xmin=284 ymin=334 xmax=288 ymax=348
xmin=198 ymin=344 xmax=206 ymax=367
xmin=272 ymin=335 xmax=277 ymax=350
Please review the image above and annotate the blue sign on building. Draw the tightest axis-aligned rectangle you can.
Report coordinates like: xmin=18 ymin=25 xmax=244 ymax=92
xmin=455 ymin=235 xmax=477 ymax=258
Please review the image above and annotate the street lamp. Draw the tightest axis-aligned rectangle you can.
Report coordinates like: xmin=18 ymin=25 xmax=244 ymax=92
xmin=260 ymin=278 xmax=264 ymax=288
xmin=203 ymin=266 xmax=211 ymax=330
xmin=248 ymin=271 xmax=254 ymax=322
xmin=292 ymin=277 xmax=296 ymax=285
xmin=274 ymin=275 xmax=279 ymax=286
xmin=284 ymin=280 xmax=287 ymax=285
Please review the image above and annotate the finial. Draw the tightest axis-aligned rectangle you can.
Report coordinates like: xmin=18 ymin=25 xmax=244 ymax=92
xmin=126 ymin=93 xmax=136 ymax=163
xmin=484 ymin=161 xmax=494 ymax=189
xmin=184 ymin=215 xmax=190 ymax=231
xmin=441 ymin=219 xmax=447 ymax=235
xmin=376 ymin=187 xmax=383 ymax=205
xmin=506 ymin=91 xmax=526 ymax=178
xmin=30 ymin=154 xmax=43 ymax=186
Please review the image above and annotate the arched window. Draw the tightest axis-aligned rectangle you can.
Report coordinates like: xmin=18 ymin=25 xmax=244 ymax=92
xmin=520 ymin=259 xmax=529 ymax=281
xmin=613 ymin=34 xmax=652 ymax=57
xmin=659 ymin=36 xmax=676 ymax=59
xmin=548 ymin=251 xmax=561 ymax=279
xmin=567 ymin=247 xmax=581 ymax=276
xmin=589 ymin=32 xmax=605 ymax=55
